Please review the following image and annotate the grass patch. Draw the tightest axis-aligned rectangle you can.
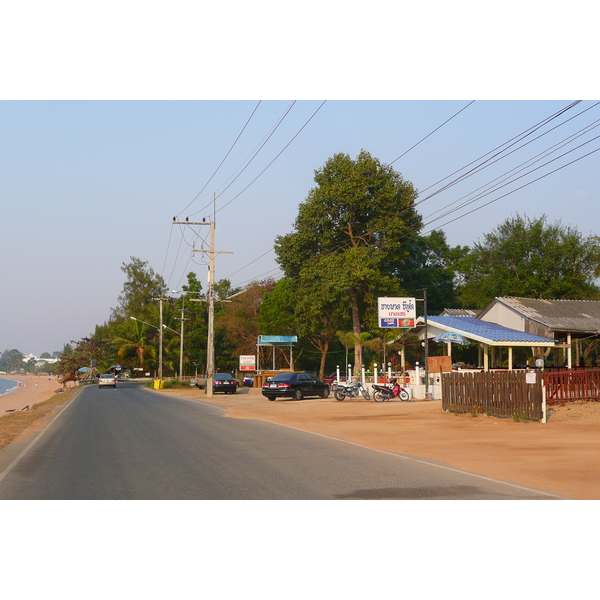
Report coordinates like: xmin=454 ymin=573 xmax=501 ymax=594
xmin=0 ymin=388 xmax=79 ymax=451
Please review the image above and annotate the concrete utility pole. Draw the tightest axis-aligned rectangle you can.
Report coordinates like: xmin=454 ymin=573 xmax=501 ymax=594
xmin=178 ymin=300 xmax=190 ymax=379
xmin=152 ymin=296 xmax=170 ymax=380
xmin=173 ymin=212 xmax=232 ymax=398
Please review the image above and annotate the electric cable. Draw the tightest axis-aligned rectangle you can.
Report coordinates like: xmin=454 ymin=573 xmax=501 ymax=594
xmin=214 ymin=101 xmax=326 ymax=216
xmin=187 ymin=101 xmax=297 ymax=219
xmin=424 ymin=116 xmax=600 ymax=223
xmin=415 ymin=100 xmax=582 ymax=206
xmin=175 ymin=101 xmax=262 ymax=218
xmin=389 ymin=101 xmax=475 ymax=166
xmin=422 ymin=143 xmax=600 ymax=234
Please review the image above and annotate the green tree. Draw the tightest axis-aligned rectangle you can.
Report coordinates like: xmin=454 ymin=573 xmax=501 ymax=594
xmin=394 ymin=230 xmax=468 ymax=314
xmin=456 ymin=214 xmax=600 ymax=308
xmin=112 ymin=317 xmax=158 ymax=371
xmin=23 ymin=357 xmax=37 ymax=374
xmin=55 ymin=338 xmax=115 ymax=381
xmin=275 ymin=150 xmax=421 ymax=371
xmin=177 ymin=272 xmax=208 ymax=376
xmin=111 ymin=256 xmax=168 ymax=320
xmin=257 ymin=278 xmax=297 ymax=336
xmin=1 ymin=349 xmax=24 ymax=373
xmin=216 ymin=279 xmax=277 ymax=369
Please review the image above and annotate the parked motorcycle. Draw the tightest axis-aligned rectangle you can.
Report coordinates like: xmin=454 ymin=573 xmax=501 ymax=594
xmin=371 ymin=379 xmax=410 ymax=402
xmin=334 ymin=380 xmax=371 ymax=401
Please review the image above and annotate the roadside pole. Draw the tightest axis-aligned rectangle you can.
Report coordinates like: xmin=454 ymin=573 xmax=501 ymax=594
xmin=174 ymin=209 xmax=232 ymax=399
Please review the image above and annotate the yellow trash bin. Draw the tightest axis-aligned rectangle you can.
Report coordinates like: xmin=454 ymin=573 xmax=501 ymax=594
xmin=153 ymin=379 xmax=165 ymax=389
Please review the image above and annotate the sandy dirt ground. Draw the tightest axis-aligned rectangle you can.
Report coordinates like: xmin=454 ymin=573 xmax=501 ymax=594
xmin=158 ymin=386 xmax=600 ymax=500
xmin=0 ymin=374 xmax=64 ymax=414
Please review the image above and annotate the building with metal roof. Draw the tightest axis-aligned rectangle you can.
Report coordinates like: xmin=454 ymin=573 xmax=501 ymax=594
xmin=416 ymin=314 xmax=555 ymax=371
xmin=478 ymin=297 xmax=600 ymax=368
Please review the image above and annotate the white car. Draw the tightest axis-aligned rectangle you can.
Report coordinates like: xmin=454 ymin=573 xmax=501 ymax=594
xmin=98 ymin=374 xmax=117 ymax=388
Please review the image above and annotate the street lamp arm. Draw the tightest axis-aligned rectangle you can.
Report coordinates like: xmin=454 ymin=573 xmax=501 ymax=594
xmin=130 ymin=316 xmax=158 ymax=330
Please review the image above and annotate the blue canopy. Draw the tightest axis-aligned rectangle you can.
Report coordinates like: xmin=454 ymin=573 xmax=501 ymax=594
xmin=433 ymin=331 xmax=469 ymax=345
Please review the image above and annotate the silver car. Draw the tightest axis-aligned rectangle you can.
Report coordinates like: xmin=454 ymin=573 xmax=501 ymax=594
xmin=98 ymin=373 xmax=117 ymax=388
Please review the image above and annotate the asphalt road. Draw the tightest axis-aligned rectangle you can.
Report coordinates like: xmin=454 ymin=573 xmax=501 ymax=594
xmin=0 ymin=382 xmax=563 ymax=499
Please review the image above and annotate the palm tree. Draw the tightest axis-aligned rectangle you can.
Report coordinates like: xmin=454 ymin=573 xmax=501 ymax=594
xmin=112 ymin=318 xmax=157 ymax=371
xmin=336 ymin=331 xmax=373 ymax=379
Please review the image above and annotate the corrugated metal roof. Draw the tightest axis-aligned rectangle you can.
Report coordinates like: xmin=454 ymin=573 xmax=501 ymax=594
xmin=424 ymin=316 xmax=555 ymax=345
xmin=493 ymin=297 xmax=600 ymax=333
xmin=439 ymin=308 xmax=479 ymax=317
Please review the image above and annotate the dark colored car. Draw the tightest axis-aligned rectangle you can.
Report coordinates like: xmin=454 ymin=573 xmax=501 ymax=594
xmin=262 ymin=372 xmax=330 ymax=401
xmin=213 ymin=373 xmax=238 ymax=394
xmin=242 ymin=375 xmax=254 ymax=387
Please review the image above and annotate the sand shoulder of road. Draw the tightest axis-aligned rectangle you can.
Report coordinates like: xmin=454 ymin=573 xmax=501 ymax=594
xmin=157 ymin=385 xmax=600 ymax=500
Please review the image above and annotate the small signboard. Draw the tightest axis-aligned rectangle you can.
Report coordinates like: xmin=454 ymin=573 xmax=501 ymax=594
xmin=377 ymin=297 xmax=416 ymax=328
xmin=239 ymin=355 xmax=256 ymax=371
xmin=428 ymin=356 xmax=452 ymax=373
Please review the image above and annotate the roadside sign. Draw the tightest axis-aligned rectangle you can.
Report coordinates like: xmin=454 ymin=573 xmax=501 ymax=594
xmin=239 ymin=355 xmax=256 ymax=371
xmin=377 ymin=297 xmax=416 ymax=328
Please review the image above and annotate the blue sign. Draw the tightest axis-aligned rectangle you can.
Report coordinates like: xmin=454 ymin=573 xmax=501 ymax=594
xmin=381 ymin=318 xmax=398 ymax=328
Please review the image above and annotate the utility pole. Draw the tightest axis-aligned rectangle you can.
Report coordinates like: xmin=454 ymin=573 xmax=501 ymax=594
xmin=178 ymin=298 xmax=190 ymax=379
xmin=173 ymin=210 xmax=232 ymax=398
xmin=415 ymin=288 xmax=431 ymax=400
xmin=152 ymin=296 xmax=170 ymax=381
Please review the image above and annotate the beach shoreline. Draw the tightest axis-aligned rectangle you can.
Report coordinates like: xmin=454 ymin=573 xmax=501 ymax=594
xmin=0 ymin=374 xmax=64 ymax=414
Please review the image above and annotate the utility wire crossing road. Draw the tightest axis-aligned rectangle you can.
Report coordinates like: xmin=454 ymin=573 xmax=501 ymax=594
xmin=0 ymin=383 xmax=564 ymax=500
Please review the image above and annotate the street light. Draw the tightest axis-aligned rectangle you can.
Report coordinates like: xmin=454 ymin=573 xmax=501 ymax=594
xmin=171 ymin=290 xmax=191 ymax=380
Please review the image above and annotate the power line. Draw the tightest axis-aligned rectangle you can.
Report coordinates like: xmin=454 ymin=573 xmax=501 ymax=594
xmin=176 ymin=101 xmax=262 ymax=218
xmin=423 ymin=115 xmax=600 ymax=224
xmin=422 ymin=143 xmax=600 ymax=234
xmin=415 ymin=100 xmax=583 ymax=206
xmin=389 ymin=101 xmax=475 ymax=166
xmin=215 ymin=101 xmax=326 ymax=216
xmin=188 ymin=101 xmax=297 ymax=219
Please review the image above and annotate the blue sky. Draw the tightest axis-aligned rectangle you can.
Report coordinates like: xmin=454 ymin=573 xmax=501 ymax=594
xmin=2 ymin=3 xmax=599 ymax=356
xmin=2 ymin=99 xmax=599 ymax=356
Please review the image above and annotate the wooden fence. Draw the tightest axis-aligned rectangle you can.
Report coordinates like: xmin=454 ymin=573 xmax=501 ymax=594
xmin=543 ymin=369 xmax=600 ymax=404
xmin=442 ymin=371 xmax=543 ymax=420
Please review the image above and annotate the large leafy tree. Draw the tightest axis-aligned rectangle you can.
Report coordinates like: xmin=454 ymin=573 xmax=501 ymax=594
xmin=274 ymin=150 xmax=421 ymax=371
xmin=0 ymin=349 xmax=23 ymax=373
xmin=111 ymin=256 xmax=168 ymax=320
xmin=394 ymin=229 xmax=468 ymax=314
xmin=215 ymin=279 xmax=277 ymax=371
xmin=175 ymin=272 xmax=207 ymax=376
xmin=456 ymin=214 xmax=600 ymax=308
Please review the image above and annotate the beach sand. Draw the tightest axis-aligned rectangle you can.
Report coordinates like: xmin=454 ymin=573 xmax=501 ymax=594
xmin=0 ymin=374 xmax=65 ymax=414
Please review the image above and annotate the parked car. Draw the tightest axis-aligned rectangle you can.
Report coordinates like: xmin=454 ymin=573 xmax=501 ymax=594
xmin=98 ymin=373 xmax=117 ymax=388
xmin=262 ymin=372 xmax=330 ymax=401
xmin=213 ymin=373 xmax=239 ymax=394
xmin=242 ymin=375 xmax=254 ymax=387
xmin=323 ymin=372 xmax=347 ymax=384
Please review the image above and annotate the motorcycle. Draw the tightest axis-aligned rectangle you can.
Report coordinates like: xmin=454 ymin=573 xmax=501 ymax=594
xmin=371 ymin=379 xmax=410 ymax=402
xmin=334 ymin=380 xmax=371 ymax=401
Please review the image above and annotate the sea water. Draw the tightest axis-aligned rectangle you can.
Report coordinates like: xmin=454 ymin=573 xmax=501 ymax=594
xmin=0 ymin=378 xmax=21 ymax=397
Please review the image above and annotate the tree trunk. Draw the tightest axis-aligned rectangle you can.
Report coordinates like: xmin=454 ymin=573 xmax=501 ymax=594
xmin=318 ymin=339 xmax=329 ymax=380
xmin=350 ymin=289 xmax=362 ymax=374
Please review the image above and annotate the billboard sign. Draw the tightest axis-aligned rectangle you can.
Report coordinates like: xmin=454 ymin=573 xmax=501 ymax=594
xmin=377 ymin=297 xmax=416 ymax=328
xmin=239 ymin=355 xmax=256 ymax=371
